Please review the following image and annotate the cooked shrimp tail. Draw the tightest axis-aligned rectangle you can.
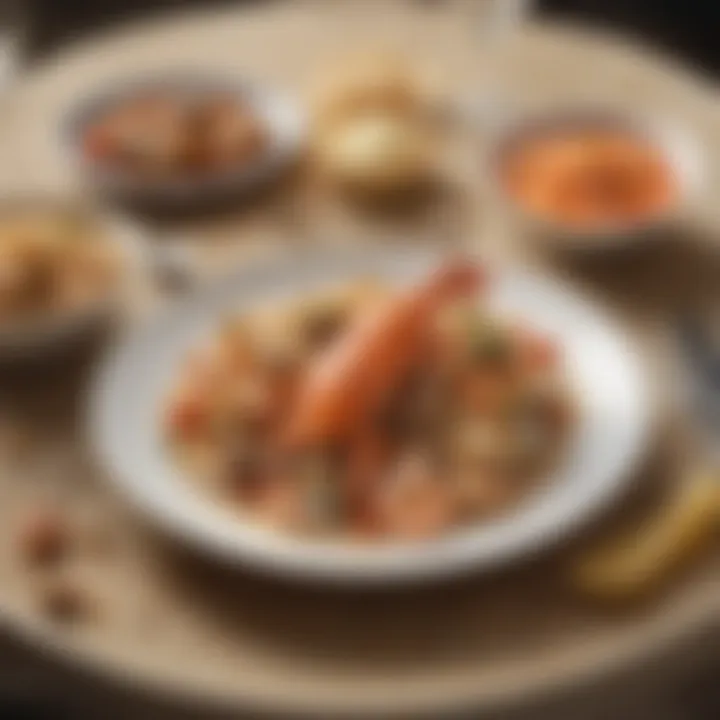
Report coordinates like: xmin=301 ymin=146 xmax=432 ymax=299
xmin=283 ymin=258 xmax=484 ymax=448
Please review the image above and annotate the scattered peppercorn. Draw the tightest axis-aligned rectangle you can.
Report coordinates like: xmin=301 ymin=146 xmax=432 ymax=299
xmin=40 ymin=581 xmax=92 ymax=624
xmin=18 ymin=509 xmax=70 ymax=567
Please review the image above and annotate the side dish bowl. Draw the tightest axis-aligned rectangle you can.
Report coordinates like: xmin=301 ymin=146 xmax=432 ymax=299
xmin=63 ymin=73 xmax=306 ymax=210
xmin=89 ymin=247 xmax=651 ymax=584
xmin=490 ymin=108 xmax=704 ymax=248
xmin=0 ymin=196 xmax=144 ymax=355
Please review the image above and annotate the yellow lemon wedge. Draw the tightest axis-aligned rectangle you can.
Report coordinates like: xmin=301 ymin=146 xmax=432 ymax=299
xmin=572 ymin=469 xmax=720 ymax=602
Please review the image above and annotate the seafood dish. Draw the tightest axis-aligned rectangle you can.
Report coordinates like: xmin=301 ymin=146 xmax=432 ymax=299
xmin=164 ymin=260 xmax=574 ymax=541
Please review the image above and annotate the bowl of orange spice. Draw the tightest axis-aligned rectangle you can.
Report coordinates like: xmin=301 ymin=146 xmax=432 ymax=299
xmin=493 ymin=109 xmax=703 ymax=246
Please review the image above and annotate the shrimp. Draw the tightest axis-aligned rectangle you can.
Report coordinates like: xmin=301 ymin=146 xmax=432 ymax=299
xmin=345 ymin=425 xmax=392 ymax=501
xmin=283 ymin=258 xmax=483 ymax=448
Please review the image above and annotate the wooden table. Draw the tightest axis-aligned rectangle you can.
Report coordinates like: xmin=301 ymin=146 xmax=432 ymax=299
xmin=0 ymin=4 xmax=717 ymax=717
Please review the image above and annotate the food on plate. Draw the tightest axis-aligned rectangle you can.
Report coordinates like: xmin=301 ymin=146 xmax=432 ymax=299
xmin=0 ymin=207 xmax=121 ymax=323
xmin=285 ymin=259 xmax=481 ymax=448
xmin=312 ymin=54 xmax=443 ymax=196
xmin=572 ymin=469 xmax=720 ymax=601
xmin=82 ymin=90 xmax=268 ymax=181
xmin=501 ymin=126 xmax=677 ymax=230
xmin=164 ymin=260 xmax=574 ymax=541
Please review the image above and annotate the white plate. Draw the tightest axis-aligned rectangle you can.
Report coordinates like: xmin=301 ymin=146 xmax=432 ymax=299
xmin=62 ymin=72 xmax=306 ymax=208
xmin=89 ymin=246 xmax=651 ymax=584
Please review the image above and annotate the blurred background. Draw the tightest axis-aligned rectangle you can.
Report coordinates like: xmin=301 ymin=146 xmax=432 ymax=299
xmin=0 ymin=1 xmax=716 ymax=719
xmin=20 ymin=0 xmax=720 ymax=77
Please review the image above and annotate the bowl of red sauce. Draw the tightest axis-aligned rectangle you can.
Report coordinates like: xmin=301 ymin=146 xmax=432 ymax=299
xmin=492 ymin=109 xmax=703 ymax=245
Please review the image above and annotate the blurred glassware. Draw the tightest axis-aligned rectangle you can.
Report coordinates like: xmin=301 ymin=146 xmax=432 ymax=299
xmin=296 ymin=0 xmax=531 ymax=133
xmin=0 ymin=0 xmax=25 ymax=94
xmin=467 ymin=0 xmax=531 ymax=112
xmin=413 ymin=0 xmax=531 ymax=127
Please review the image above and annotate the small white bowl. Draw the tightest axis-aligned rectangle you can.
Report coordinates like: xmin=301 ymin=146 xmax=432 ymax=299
xmin=89 ymin=246 xmax=652 ymax=585
xmin=62 ymin=72 xmax=306 ymax=210
xmin=0 ymin=196 xmax=145 ymax=356
xmin=488 ymin=108 xmax=704 ymax=249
